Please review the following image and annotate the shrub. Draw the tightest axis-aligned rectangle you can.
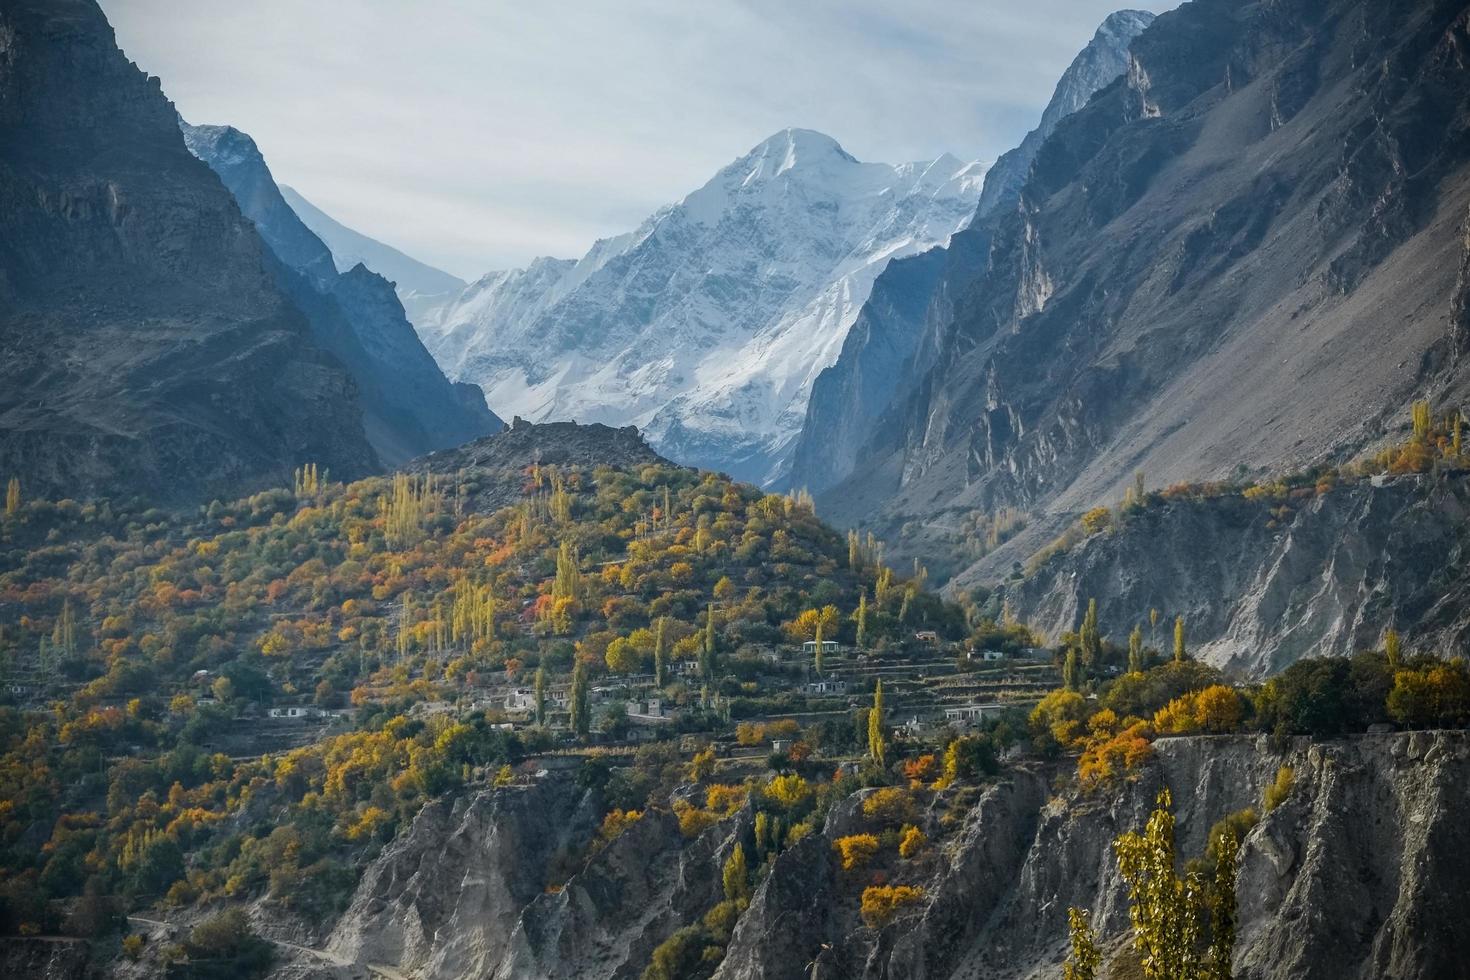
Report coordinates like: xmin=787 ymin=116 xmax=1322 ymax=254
xmin=860 ymin=884 xmax=925 ymax=928
xmin=1263 ymin=766 xmax=1295 ymax=812
xmin=898 ymin=825 xmax=927 ymax=859
xmin=834 ymin=834 xmax=880 ymax=871
xmin=122 ymin=933 xmax=145 ymax=960
xmin=861 ymin=788 xmax=914 ymax=826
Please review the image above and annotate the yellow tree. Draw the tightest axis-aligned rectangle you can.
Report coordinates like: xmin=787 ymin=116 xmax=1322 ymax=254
xmin=868 ymin=680 xmax=886 ymax=768
xmin=4 ymin=477 xmax=19 ymax=517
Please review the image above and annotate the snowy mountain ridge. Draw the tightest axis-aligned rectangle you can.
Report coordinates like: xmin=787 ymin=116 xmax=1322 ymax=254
xmin=417 ymin=128 xmax=987 ymax=485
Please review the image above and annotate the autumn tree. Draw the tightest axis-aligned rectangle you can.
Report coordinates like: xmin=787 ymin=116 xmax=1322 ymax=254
xmin=722 ymin=842 xmax=750 ymax=904
xmin=868 ymin=680 xmax=886 ymax=768
xmin=1384 ymin=629 xmax=1402 ymax=669
xmin=1064 ymin=907 xmax=1102 ymax=980
xmin=1129 ymin=624 xmax=1145 ymax=674
xmin=1173 ymin=616 xmax=1187 ymax=664
xmin=1080 ymin=598 xmax=1101 ymax=668
xmin=855 ymin=590 xmax=868 ymax=650
xmin=5 ymin=477 xmax=19 ymax=517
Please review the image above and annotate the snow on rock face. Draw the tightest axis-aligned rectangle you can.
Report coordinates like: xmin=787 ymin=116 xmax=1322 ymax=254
xmin=418 ymin=128 xmax=986 ymax=485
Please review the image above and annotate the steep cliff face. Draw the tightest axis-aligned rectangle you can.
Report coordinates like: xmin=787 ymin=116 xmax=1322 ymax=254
xmin=823 ymin=0 xmax=1470 ymax=589
xmin=0 ymin=0 xmax=378 ymax=502
xmin=788 ymin=10 xmax=1153 ymax=496
xmin=715 ymin=732 xmax=1470 ymax=980
xmin=182 ymin=123 xmax=500 ymax=465
xmin=984 ymin=474 xmax=1470 ymax=678
xmin=325 ymin=776 xmax=598 ymax=977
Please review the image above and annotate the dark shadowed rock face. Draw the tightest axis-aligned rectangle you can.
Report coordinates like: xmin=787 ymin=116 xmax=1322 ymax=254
xmin=181 ymin=122 xmax=501 ymax=466
xmin=788 ymin=10 xmax=1152 ymax=498
xmin=820 ymin=0 xmax=1470 ymax=600
xmin=0 ymin=0 xmax=379 ymax=503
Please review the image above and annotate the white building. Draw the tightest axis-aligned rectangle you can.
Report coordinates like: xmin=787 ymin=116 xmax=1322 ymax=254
xmin=802 ymin=639 xmax=839 ymax=656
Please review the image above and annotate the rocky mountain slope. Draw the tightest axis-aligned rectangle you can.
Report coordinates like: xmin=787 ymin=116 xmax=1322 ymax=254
xmin=818 ymin=0 xmax=1470 ymax=588
xmin=0 ymin=0 xmax=379 ymax=502
xmin=286 ymin=731 xmax=1470 ymax=980
xmin=417 ymin=129 xmax=987 ymax=486
xmin=278 ymin=184 xmax=466 ymax=325
xmin=789 ymin=10 xmax=1154 ymax=496
xmin=182 ymin=122 xmax=500 ymax=466
xmin=983 ymin=472 xmax=1470 ymax=679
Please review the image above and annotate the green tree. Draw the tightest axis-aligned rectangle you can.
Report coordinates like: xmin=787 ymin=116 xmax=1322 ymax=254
xmin=1064 ymin=907 xmax=1101 ymax=980
xmin=606 ymin=637 xmax=639 ymax=674
xmin=1080 ymin=598 xmax=1101 ymax=668
xmin=1384 ymin=628 xmax=1401 ymax=669
xmin=1173 ymin=616 xmax=1187 ymax=664
xmin=1063 ymin=647 xmax=1081 ymax=692
xmin=653 ymin=616 xmax=668 ymax=688
xmin=722 ymin=842 xmax=750 ymax=904
xmin=534 ymin=667 xmax=546 ymax=725
xmin=569 ymin=658 xmax=590 ymax=736
xmin=868 ymin=681 xmax=886 ymax=768
xmin=1129 ymin=624 xmax=1145 ymax=674
xmin=701 ymin=603 xmax=716 ymax=680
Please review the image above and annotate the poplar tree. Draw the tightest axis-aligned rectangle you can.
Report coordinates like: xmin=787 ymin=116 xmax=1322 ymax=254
xmin=534 ymin=667 xmax=546 ymax=725
xmin=569 ymin=658 xmax=590 ymax=736
xmin=1173 ymin=616 xmax=1187 ymax=664
xmin=722 ymin=843 xmax=750 ymax=904
xmin=1064 ymin=908 xmax=1101 ymax=980
xmin=855 ymin=591 xmax=868 ymax=650
xmin=700 ymin=604 xmax=716 ymax=680
xmin=1385 ymin=628 xmax=1402 ymax=669
xmin=868 ymin=681 xmax=886 ymax=768
xmin=1064 ymin=647 xmax=1081 ymax=692
xmin=1129 ymin=624 xmax=1144 ymax=674
xmin=1080 ymin=598 xmax=1101 ymax=668
xmin=5 ymin=477 xmax=19 ymax=517
xmin=813 ymin=619 xmax=825 ymax=676
xmin=654 ymin=616 xmax=668 ymax=688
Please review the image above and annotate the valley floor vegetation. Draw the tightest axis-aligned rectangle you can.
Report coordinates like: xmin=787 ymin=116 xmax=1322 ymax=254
xmin=0 ymin=440 xmax=1463 ymax=977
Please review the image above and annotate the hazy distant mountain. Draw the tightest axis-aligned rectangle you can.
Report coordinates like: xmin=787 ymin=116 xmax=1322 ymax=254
xmin=0 ymin=0 xmax=378 ymax=502
xmin=419 ymin=129 xmax=986 ymax=485
xmin=182 ymin=122 xmax=500 ymax=465
xmin=279 ymin=185 xmax=466 ymax=325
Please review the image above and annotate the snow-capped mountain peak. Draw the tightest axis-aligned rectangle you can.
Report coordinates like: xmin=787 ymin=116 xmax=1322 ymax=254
xmin=416 ymin=129 xmax=987 ymax=485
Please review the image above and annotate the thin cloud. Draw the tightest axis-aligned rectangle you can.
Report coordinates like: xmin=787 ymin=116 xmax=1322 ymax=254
xmin=102 ymin=0 xmax=1172 ymax=278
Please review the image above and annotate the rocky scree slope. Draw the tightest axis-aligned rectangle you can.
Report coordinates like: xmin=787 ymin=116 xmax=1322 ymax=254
xmin=0 ymin=0 xmax=378 ymax=502
xmin=820 ymin=0 xmax=1470 ymax=586
xmin=714 ymin=732 xmax=1470 ymax=980
xmin=182 ymin=122 xmax=500 ymax=466
xmin=789 ymin=9 xmax=1155 ymax=496
xmin=417 ymin=129 xmax=987 ymax=487
xmin=284 ymin=732 xmax=1470 ymax=980
xmin=981 ymin=472 xmax=1470 ymax=678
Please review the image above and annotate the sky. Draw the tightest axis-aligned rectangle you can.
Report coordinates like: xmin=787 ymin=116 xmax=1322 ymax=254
xmin=102 ymin=0 xmax=1172 ymax=281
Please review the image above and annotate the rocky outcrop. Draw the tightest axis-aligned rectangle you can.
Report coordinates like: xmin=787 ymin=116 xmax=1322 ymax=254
xmin=716 ymin=732 xmax=1470 ymax=980
xmin=788 ymin=10 xmax=1153 ymax=497
xmin=993 ymin=473 xmax=1470 ymax=677
xmin=494 ymin=806 xmax=744 ymax=979
xmin=326 ymin=777 xmax=598 ymax=977
xmin=182 ymin=122 xmax=500 ymax=465
xmin=413 ymin=418 xmax=669 ymax=512
xmin=821 ymin=0 xmax=1470 ymax=595
xmin=0 ymin=0 xmax=379 ymax=503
